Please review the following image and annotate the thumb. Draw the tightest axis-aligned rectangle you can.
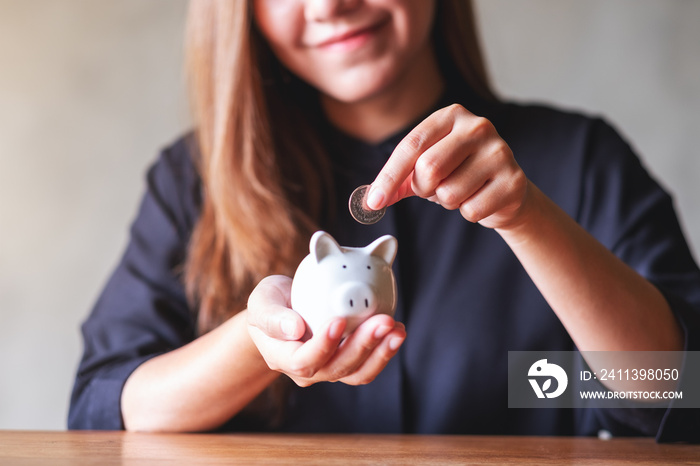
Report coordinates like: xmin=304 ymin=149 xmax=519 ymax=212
xmin=367 ymin=175 xmax=415 ymax=210
xmin=247 ymin=275 xmax=307 ymax=340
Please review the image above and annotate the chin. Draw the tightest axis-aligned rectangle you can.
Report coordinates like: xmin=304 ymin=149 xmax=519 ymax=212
xmin=317 ymin=70 xmax=400 ymax=104
xmin=323 ymin=86 xmax=382 ymax=103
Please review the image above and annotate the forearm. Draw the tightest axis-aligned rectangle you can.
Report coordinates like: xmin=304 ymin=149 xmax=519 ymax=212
xmin=121 ymin=310 xmax=279 ymax=432
xmin=496 ymin=182 xmax=683 ymax=352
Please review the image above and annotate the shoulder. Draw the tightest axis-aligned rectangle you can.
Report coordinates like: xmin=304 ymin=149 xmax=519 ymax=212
xmin=143 ymin=131 xmax=203 ymax=240
xmin=487 ymin=99 xmax=606 ymax=150
xmin=489 ymin=100 xmax=672 ymax=242
xmin=493 ymin=101 xmax=654 ymax=189
xmin=461 ymin=94 xmax=628 ymax=169
xmin=490 ymin=99 xmax=637 ymax=160
xmin=477 ymin=98 xmax=656 ymax=220
xmin=150 ymin=132 xmax=201 ymax=194
xmin=493 ymin=100 xmax=637 ymax=177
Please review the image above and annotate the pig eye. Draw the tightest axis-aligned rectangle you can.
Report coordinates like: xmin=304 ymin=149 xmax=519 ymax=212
xmin=367 ymin=265 xmax=371 ymax=270
xmin=342 ymin=265 xmax=347 ymax=269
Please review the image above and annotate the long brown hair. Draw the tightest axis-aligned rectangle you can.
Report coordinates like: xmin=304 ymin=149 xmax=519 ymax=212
xmin=184 ymin=0 xmax=495 ymax=335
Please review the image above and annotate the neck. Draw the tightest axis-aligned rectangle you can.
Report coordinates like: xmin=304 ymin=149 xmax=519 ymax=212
xmin=320 ymin=47 xmax=445 ymax=143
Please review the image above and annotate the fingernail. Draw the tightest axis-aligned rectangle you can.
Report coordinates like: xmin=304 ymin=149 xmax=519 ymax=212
xmin=281 ymin=318 xmax=298 ymax=338
xmin=373 ymin=325 xmax=392 ymax=340
xmin=389 ymin=336 xmax=404 ymax=351
xmin=366 ymin=186 xmax=385 ymax=210
xmin=328 ymin=319 xmax=346 ymax=340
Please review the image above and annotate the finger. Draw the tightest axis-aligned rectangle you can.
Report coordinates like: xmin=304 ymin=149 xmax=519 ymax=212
xmin=247 ymin=275 xmax=306 ymax=340
xmin=320 ymin=314 xmax=397 ymax=381
xmin=367 ymin=107 xmax=457 ymax=210
xmin=384 ymin=176 xmax=415 ymax=208
xmin=340 ymin=324 xmax=406 ymax=386
xmin=409 ymin=130 xmax=472 ymax=199
xmin=432 ymin=135 xmax=516 ymax=209
xmin=286 ymin=318 xmax=347 ymax=379
xmin=247 ymin=324 xmax=304 ymax=374
xmin=459 ymin=168 xmax=528 ymax=228
xmin=432 ymin=151 xmax=492 ymax=210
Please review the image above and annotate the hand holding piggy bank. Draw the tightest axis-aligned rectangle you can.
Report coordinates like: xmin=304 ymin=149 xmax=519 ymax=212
xmin=291 ymin=231 xmax=398 ymax=338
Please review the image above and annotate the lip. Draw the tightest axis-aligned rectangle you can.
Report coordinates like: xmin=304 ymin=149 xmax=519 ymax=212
xmin=313 ymin=18 xmax=389 ymax=50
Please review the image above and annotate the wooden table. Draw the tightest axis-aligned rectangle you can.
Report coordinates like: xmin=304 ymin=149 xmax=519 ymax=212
xmin=1 ymin=431 xmax=698 ymax=465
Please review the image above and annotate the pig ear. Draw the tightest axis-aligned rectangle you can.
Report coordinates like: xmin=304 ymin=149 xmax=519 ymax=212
xmin=310 ymin=231 xmax=343 ymax=263
xmin=364 ymin=235 xmax=398 ymax=266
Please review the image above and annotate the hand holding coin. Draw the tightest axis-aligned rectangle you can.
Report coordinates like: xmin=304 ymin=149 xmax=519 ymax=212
xmin=349 ymin=185 xmax=386 ymax=225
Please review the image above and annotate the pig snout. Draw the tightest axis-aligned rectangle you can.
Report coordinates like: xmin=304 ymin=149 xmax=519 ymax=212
xmin=332 ymin=282 xmax=377 ymax=317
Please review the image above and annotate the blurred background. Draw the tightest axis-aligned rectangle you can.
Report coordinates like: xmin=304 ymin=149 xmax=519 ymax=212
xmin=1 ymin=0 xmax=698 ymax=430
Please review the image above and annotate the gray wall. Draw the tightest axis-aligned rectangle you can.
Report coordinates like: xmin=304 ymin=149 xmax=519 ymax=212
xmin=0 ymin=1 xmax=698 ymax=430
xmin=0 ymin=0 xmax=191 ymax=429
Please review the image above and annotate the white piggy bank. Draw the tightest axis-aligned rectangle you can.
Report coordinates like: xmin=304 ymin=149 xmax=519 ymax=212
xmin=291 ymin=231 xmax=398 ymax=338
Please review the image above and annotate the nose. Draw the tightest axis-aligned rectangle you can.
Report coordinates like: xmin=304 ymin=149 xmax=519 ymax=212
xmin=333 ymin=282 xmax=377 ymax=317
xmin=304 ymin=0 xmax=360 ymax=22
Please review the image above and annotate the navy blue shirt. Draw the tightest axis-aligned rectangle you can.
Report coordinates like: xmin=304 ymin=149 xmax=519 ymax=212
xmin=69 ymin=87 xmax=700 ymax=442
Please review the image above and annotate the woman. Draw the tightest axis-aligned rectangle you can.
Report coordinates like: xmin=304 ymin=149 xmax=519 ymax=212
xmin=69 ymin=0 xmax=700 ymax=441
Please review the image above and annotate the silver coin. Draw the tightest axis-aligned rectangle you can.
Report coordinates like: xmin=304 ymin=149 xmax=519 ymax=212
xmin=349 ymin=184 xmax=386 ymax=225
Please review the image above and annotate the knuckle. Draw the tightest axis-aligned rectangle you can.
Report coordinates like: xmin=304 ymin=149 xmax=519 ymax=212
xmin=445 ymin=103 xmax=466 ymax=119
xmin=435 ymin=185 xmax=460 ymax=210
xmin=491 ymin=140 xmax=512 ymax=164
xmin=414 ymin=155 xmax=443 ymax=186
xmin=471 ymin=116 xmax=493 ymax=139
xmin=345 ymin=373 xmax=376 ymax=386
xmin=509 ymin=168 xmax=527 ymax=193
xmin=359 ymin=337 xmax=379 ymax=353
xmin=355 ymin=374 xmax=376 ymax=386
xmin=460 ymin=201 xmax=481 ymax=223
xmin=292 ymin=377 xmax=314 ymax=388
xmin=401 ymin=129 xmax=428 ymax=153
xmin=288 ymin=362 xmax=315 ymax=380
xmin=327 ymin=367 xmax=348 ymax=383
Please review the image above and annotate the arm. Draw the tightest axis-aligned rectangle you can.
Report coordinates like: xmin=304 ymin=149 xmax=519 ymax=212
xmin=123 ymin=276 xmax=406 ymax=432
xmin=69 ymin=141 xmax=283 ymax=432
xmin=121 ymin=310 xmax=277 ymax=432
xmin=496 ymin=181 xmax=682 ymax=352
xmin=71 ymin=137 xmax=405 ymax=432
xmin=366 ymin=104 xmax=683 ymax=354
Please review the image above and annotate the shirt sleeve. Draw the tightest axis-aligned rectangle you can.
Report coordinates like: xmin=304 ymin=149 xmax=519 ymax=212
xmin=576 ymin=118 xmax=700 ymax=442
xmin=68 ymin=138 xmax=200 ymax=430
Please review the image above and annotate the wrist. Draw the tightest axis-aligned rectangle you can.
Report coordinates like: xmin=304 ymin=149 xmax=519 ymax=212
xmin=229 ymin=310 xmax=279 ymax=377
xmin=493 ymin=180 xmax=548 ymax=243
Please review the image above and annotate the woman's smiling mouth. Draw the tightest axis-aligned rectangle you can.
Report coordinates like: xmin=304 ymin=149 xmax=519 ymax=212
xmin=313 ymin=18 xmax=390 ymax=52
